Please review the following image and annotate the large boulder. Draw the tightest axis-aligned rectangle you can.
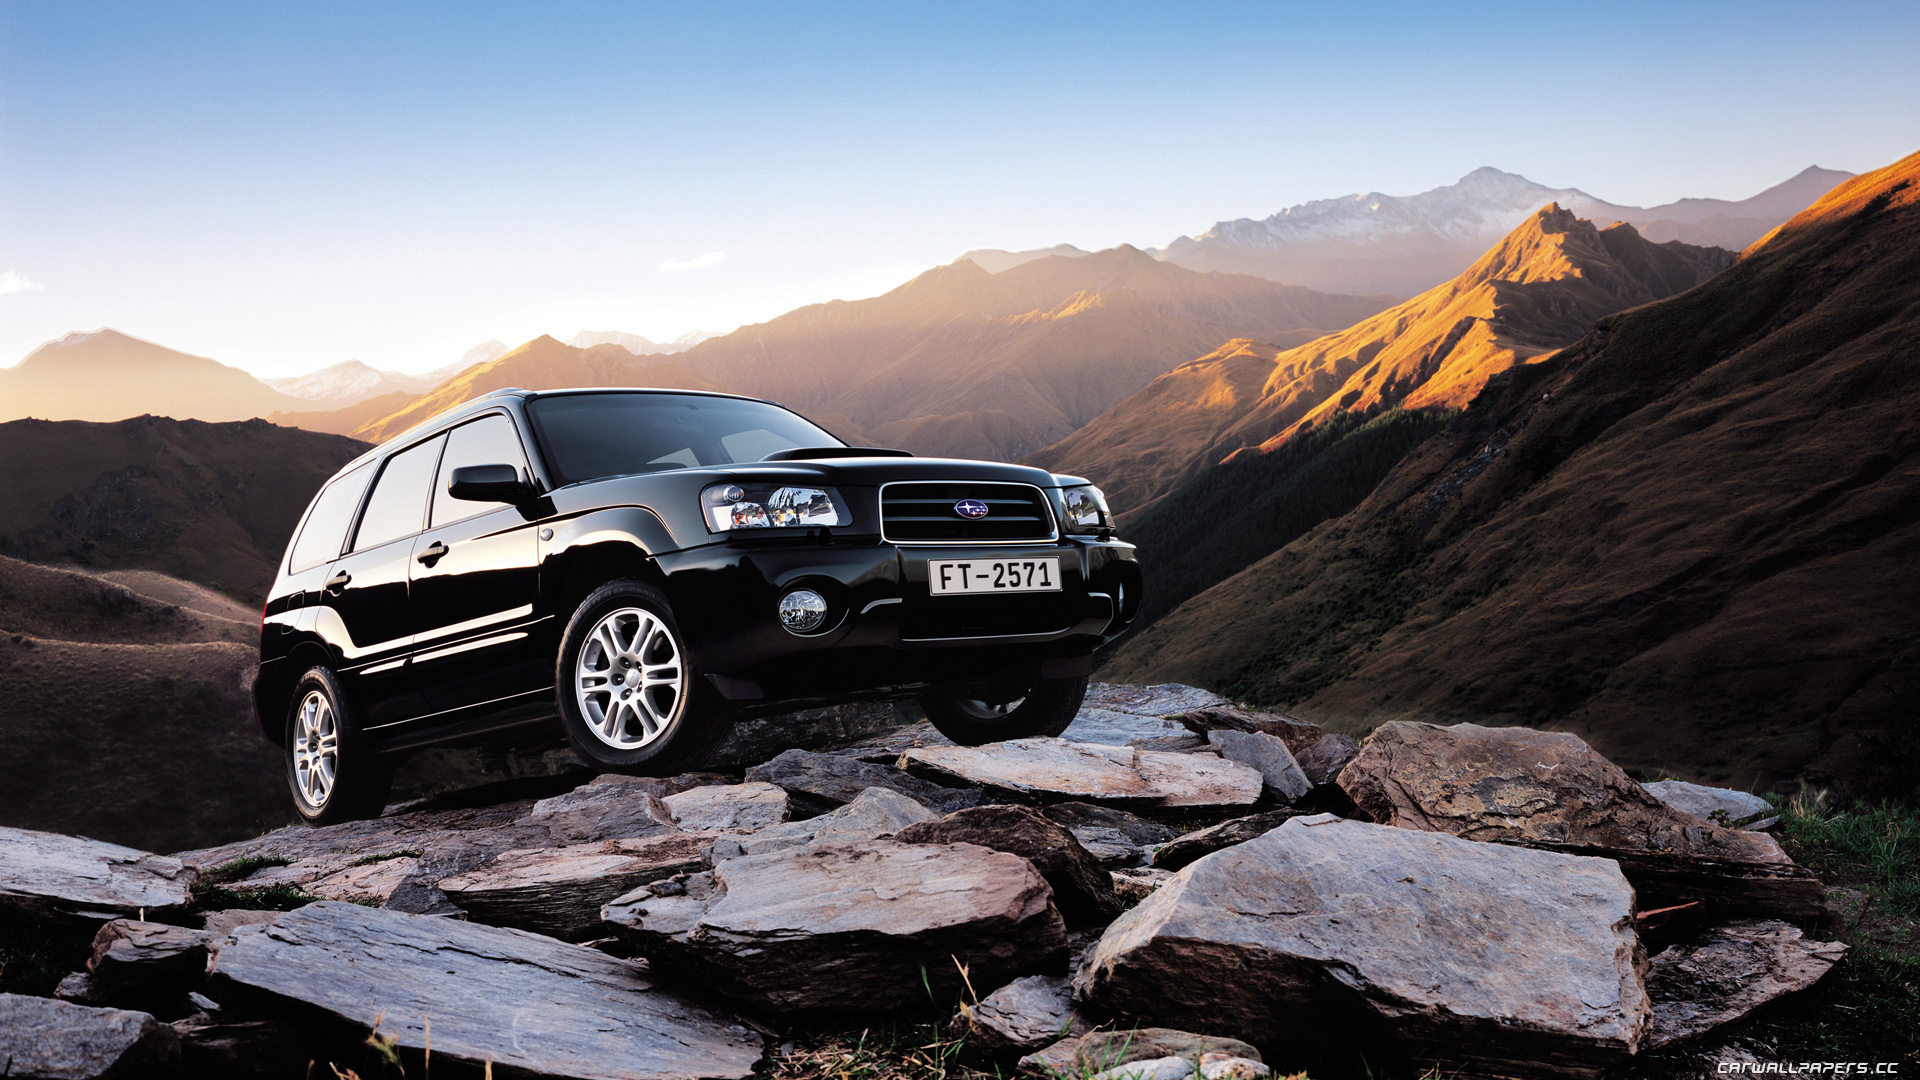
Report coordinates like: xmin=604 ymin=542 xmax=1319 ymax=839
xmin=1073 ymin=814 xmax=1650 ymax=1079
xmin=438 ymin=831 xmax=730 ymax=939
xmin=1175 ymin=706 xmax=1324 ymax=756
xmin=0 ymin=993 xmax=178 ymax=1078
xmin=896 ymin=805 xmax=1121 ymax=924
xmin=0 ymin=826 xmax=196 ymax=923
xmin=1644 ymin=920 xmax=1847 ymax=1048
xmin=1293 ymin=733 xmax=1361 ymax=787
xmin=745 ymin=748 xmax=982 ymax=816
xmin=1203 ymin=730 xmax=1311 ymax=804
xmin=209 ymin=901 xmax=764 ymax=1079
xmin=1336 ymin=722 xmax=1828 ymax=923
xmin=900 ymin=738 xmax=1261 ymax=809
xmin=604 ymin=839 xmax=1066 ymax=1013
xmin=708 ymin=787 xmax=936 ymax=861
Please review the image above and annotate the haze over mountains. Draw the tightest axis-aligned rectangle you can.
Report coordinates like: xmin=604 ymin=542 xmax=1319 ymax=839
xmin=0 ymin=330 xmax=314 ymax=423
xmin=1106 ymin=149 xmax=1920 ymax=793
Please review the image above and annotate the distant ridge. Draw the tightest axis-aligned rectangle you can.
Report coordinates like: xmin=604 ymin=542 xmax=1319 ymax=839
xmin=0 ymin=329 xmax=312 ymax=423
xmin=264 ymin=359 xmax=444 ymax=406
xmin=956 ymin=244 xmax=1093 ymax=275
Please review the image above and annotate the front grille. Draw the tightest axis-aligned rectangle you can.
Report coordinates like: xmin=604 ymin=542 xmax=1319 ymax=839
xmin=880 ymin=482 xmax=1057 ymax=544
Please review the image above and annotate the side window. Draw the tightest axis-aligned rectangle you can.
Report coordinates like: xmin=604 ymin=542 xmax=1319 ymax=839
xmin=352 ymin=435 xmax=445 ymax=552
xmin=288 ymin=462 xmax=373 ymax=572
xmin=431 ymin=414 xmax=531 ymax=527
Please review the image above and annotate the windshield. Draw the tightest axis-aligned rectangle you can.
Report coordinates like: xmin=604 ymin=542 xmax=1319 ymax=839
xmin=527 ymin=392 xmax=844 ymax=485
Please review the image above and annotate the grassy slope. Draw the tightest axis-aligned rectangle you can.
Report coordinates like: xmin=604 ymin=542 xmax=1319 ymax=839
xmin=1106 ymin=149 xmax=1920 ymax=793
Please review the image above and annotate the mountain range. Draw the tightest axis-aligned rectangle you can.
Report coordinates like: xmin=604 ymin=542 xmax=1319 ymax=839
xmin=568 ymin=329 xmax=721 ymax=354
xmin=0 ymin=330 xmax=314 ymax=423
xmin=1103 ymin=149 xmax=1920 ymax=794
xmin=262 ymin=359 xmax=452 ymax=406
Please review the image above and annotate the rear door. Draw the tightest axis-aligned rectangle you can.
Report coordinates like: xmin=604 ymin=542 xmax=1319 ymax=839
xmin=319 ymin=433 xmax=445 ymax=728
xmin=408 ymin=411 xmax=547 ymax=714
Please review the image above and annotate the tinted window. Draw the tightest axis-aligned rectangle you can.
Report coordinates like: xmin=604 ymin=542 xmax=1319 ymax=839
xmin=528 ymin=393 xmax=840 ymax=485
xmin=431 ymin=414 xmax=530 ymax=527
xmin=288 ymin=463 xmax=373 ymax=573
xmin=353 ymin=435 xmax=445 ymax=551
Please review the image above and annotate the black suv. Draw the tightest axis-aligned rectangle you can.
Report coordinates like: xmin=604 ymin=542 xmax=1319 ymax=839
xmin=258 ymin=388 xmax=1141 ymax=823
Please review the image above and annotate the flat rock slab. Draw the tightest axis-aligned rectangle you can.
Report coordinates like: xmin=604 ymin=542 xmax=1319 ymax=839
xmin=1336 ymin=722 xmax=1826 ymax=922
xmin=1020 ymin=1028 xmax=1261 ymax=1077
xmin=1 ymin=826 xmax=196 ymax=923
xmin=1204 ymin=730 xmax=1311 ymax=803
xmin=1082 ymin=684 xmax=1229 ymax=717
xmin=1645 ymin=920 xmax=1846 ymax=1048
xmin=209 ymin=901 xmax=764 ymax=1079
xmin=664 ymin=782 xmax=791 ymax=831
xmin=1151 ymin=811 xmax=1302 ymax=871
xmin=897 ymin=804 xmax=1120 ymax=924
xmin=710 ymin=787 xmax=935 ymax=861
xmin=954 ymin=974 xmax=1089 ymax=1058
xmin=606 ymin=840 xmax=1066 ymax=1013
xmin=89 ymin=919 xmax=213 ymax=995
xmin=1060 ymin=708 xmax=1191 ymax=747
xmin=745 ymin=748 xmax=983 ymax=816
xmin=0 ymin=993 xmax=177 ymax=1078
xmin=439 ymin=831 xmax=732 ymax=939
xmin=1175 ymin=706 xmax=1324 ymax=756
xmin=1643 ymin=781 xmax=1779 ymax=830
xmin=900 ymin=738 xmax=1261 ymax=809
xmin=1074 ymin=814 xmax=1650 ymax=1079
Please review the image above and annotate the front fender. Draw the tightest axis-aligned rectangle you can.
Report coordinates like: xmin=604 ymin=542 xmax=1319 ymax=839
xmin=540 ymin=504 xmax=683 ymax=618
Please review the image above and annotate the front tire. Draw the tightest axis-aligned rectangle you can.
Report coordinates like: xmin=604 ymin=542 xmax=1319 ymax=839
xmin=556 ymin=580 xmax=726 ymax=772
xmin=285 ymin=666 xmax=394 ymax=825
xmin=921 ymin=675 xmax=1087 ymax=746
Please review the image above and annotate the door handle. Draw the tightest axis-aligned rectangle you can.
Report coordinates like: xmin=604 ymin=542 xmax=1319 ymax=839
xmin=324 ymin=571 xmax=352 ymax=594
xmin=416 ymin=541 xmax=450 ymax=567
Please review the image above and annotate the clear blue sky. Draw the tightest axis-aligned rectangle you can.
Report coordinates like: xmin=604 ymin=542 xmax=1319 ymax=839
xmin=2 ymin=1 xmax=1916 ymax=376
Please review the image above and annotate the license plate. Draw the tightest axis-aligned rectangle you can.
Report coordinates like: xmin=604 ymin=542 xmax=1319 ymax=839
xmin=928 ymin=557 xmax=1061 ymax=595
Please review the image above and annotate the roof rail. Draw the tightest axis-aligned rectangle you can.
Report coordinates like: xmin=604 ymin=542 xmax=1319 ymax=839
xmin=481 ymin=387 xmax=531 ymax=399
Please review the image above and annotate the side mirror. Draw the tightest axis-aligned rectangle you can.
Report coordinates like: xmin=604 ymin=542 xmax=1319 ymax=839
xmin=449 ymin=463 xmax=529 ymax=503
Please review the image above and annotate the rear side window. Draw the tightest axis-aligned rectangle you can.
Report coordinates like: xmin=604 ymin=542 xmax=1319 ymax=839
xmin=288 ymin=463 xmax=373 ymax=573
xmin=352 ymin=435 xmax=446 ymax=552
xmin=431 ymin=414 xmax=529 ymax=527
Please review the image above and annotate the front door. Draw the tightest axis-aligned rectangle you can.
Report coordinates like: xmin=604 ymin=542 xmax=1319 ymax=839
xmin=408 ymin=411 xmax=547 ymax=715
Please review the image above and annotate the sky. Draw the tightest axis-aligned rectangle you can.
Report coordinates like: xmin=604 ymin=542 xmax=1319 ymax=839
xmin=2 ymin=1 xmax=1917 ymax=377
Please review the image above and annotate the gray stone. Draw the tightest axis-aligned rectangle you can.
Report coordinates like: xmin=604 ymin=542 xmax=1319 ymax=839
xmin=605 ymin=839 xmax=1066 ymax=1013
xmin=209 ymin=901 xmax=764 ymax=1079
xmin=699 ymin=699 xmax=909 ymax=768
xmin=1151 ymin=811 xmax=1302 ymax=871
xmin=897 ymin=804 xmax=1121 ymax=924
xmin=745 ymin=748 xmax=982 ymax=816
xmin=1204 ymin=730 xmax=1311 ymax=803
xmin=1175 ymin=706 xmax=1325 ymax=756
xmin=439 ymin=831 xmax=732 ymax=939
xmin=1645 ymin=920 xmax=1847 ymax=1048
xmin=55 ymin=971 xmax=111 ymax=1005
xmin=0 ymin=993 xmax=177 ymax=1078
xmin=1041 ymin=803 xmax=1180 ymax=847
xmin=199 ymin=910 xmax=279 ymax=936
xmin=1074 ymin=814 xmax=1650 ymax=1079
xmin=1061 ymin=708 xmax=1190 ymax=746
xmin=1109 ymin=867 xmax=1174 ymax=904
xmin=952 ymin=974 xmax=1090 ymax=1057
xmin=1294 ymin=732 xmax=1362 ymax=786
xmin=1066 ymin=825 xmax=1147 ymax=867
xmin=663 ymin=782 xmax=790 ymax=831
xmin=1337 ymin=722 xmax=1828 ymax=923
xmin=0 ymin=826 xmax=195 ymax=923
xmin=1092 ymin=1056 xmax=1194 ymax=1080
xmin=1082 ymin=684 xmax=1229 ymax=717
xmin=1198 ymin=1052 xmax=1270 ymax=1079
xmin=526 ymin=775 xmax=682 ymax=840
xmin=88 ymin=919 xmax=213 ymax=996
xmin=1019 ymin=1029 xmax=1261 ymax=1078
xmin=900 ymin=738 xmax=1261 ymax=809
xmin=1643 ymin=780 xmax=1779 ymax=830
xmin=709 ymin=787 xmax=935 ymax=861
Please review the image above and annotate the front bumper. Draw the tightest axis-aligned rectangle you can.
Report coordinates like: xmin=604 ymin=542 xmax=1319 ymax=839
xmin=654 ymin=534 xmax=1140 ymax=712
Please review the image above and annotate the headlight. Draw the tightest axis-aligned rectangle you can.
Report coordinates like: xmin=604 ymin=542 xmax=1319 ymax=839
xmin=702 ymin=483 xmax=851 ymax=532
xmin=1060 ymin=485 xmax=1112 ymax=533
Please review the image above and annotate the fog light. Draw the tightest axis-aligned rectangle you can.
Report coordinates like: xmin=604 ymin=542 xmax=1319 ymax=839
xmin=778 ymin=589 xmax=829 ymax=634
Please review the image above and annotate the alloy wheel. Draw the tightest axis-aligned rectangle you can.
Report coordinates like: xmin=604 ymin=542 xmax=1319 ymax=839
xmin=292 ymin=689 xmax=339 ymax=810
xmin=575 ymin=606 xmax=685 ymax=749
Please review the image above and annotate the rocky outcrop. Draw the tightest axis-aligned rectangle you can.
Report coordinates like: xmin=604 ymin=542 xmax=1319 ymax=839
xmin=900 ymin=738 xmax=1262 ymax=809
xmin=1337 ymin=722 xmax=1828 ymax=922
xmin=708 ymin=786 xmax=935 ymax=861
xmin=209 ymin=901 xmax=765 ymax=1079
xmin=0 ymin=826 xmax=196 ymax=923
xmin=605 ymin=839 xmax=1066 ymax=1013
xmin=663 ymin=782 xmax=790 ymax=830
xmin=1643 ymin=780 xmax=1779 ymax=831
xmin=1644 ymin=920 xmax=1847 ymax=1048
xmin=438 ymin=831 xmax=730 ymax=939
xmin=1074 ymin=814 xmax=1650 ymax=1078
xmin=0 ymin=993 xmax=178 ymax=1078
xmin=951 ymin=974 xmax=1089 ymax=1058
xmin=745 ymin=748 xmax=983 ymax=816
xmin=896 ymin=804 xmax=1121 ymax=924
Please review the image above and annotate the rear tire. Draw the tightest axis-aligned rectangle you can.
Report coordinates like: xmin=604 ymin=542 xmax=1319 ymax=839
xmin=285 ymin=666 xmax=394 ymax=825
xmin=921 ymin=675 xmax=1087 ymax=746
xmin=556 ymin=580 xmax=728 ymax=773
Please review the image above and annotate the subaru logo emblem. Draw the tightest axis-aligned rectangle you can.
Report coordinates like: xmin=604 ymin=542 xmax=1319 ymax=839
xmin=953 ymin=499 xmax=989 ymax=519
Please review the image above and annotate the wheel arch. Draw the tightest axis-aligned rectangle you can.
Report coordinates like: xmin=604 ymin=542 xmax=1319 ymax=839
xmin=255 ymin=639 xmax=338 ymax=741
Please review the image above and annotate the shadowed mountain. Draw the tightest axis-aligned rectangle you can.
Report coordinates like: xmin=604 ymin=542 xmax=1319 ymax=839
xmin=1158 ymin=165 xmax=1850 ymax=297
xmin=1031 ymin=207 xmax=1732 ymax=520
xmin=0 ymin=329 xmax=313 ymax=423
xmin=1105 ymin=148 xmax=1920 ymax=795
xmin=0 ymin=416 xmax=370 ymax=601
xmin=669 ymin=246 xmax=1394 ymax=460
